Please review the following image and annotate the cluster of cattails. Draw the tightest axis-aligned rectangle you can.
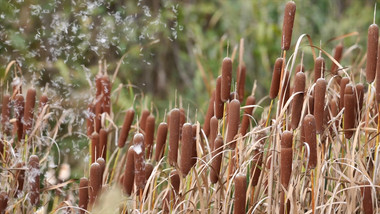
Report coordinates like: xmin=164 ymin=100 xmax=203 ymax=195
xmin=1 ymin=1 xmax=380 ymax=213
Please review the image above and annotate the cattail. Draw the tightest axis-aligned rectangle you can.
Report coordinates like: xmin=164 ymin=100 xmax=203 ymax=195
xmin=95 ymin=96 xmax=102 ymax=133
xmin=99 ymin=129 xmax=108 ymax=160
xmin=139 ymin=109 xmax=150 ymax=133
xmin=237 ymin=65 xmax=246 ymax=102
xmin=191 ymin=124 xmax=198 ymax=168
xmin=361 ymin=182 xmax=373 ymax=214
xmin=91 ymin=132 xmax=99 ymax=163
xmin=314 ymin=78 xmax=326 ymax=134
xmin=221 ymin=57 xmax=232 ymax=102
xmin=145 ymin=115 xmax=155 ymax=159
xmin=169 ymin=108 xmax=180 ymax=166
xmin=203 ymin=91 xmax=215 ymax=136
xmin=251 ymin=148 xmax=262 ymax=187
xmin=123 ymin=146 xmax=135 ymax=195
xmin=155 ymin=122 xmax=168 ymax=162
xmin=303 ymin=114 xmax=316 ymax=169
xmin=356 ymin=84 xmax=364 ymax=115
xmin=100 ymin=75 xmax=111 ymax=115
xmin=79 ymin=177 xmax=89 ymax=213
xmin=145 ymin=163 xmax=154 ymax=181
xmin=329 ymin=97 xmax=339 ymax=130
xmin=179 ymin=108 xmax=186 ymax=131
xmin=23 ymin=88 xmax=36 ymax=136
xmin=28 ymin=155 xmax=40 ymax=206
xmin=344 ymin=84 xmax=355 ymax=139
xmin=339 ymin=77 xmax=349 ymax=110
xmin=0 ymin=191 xmax=7 ymax=214
xmin=314 ymin=57 xmax=325 ymax=82
xmin=210 ymin=135 xmax=223 ymax=184
xmin=118 ymin=108 xmax=135 ymax=148
xmin=134 ymin=133 xmax=146 ymax=191
xmin=240 ymin=95 xmax=256 ymax=136
xmin=330 ymin=43 xmax=344 ymax=75
xmin=14 ymin=94 xmax=24 ymax=141
xmin=308 ymin=91 xmax=314 ymax=114
xmin=180 ymin=123 xmax=194 ymax=176
xmin=226 ymin=99 xmax=240 ymax=149
xmin=96 ymin=157 xmax=105 ymax=184
xmin=233 ymin=174 xmax=247 ymax=214
xmin=280 ymin=131 xmax=293 ymax=189
xmin=269 ymin=58 xmax=284 ymax=99
xmin=170 ymin=170 xmax=180 ymax=195
xmin=295 ymin=64 xmax=305 ymax=73
xmin=215 ymin=76 xmax=224 ymax=120
xmin=366 ymin=24 xmax=379 ymax=83
xmin=38 ymin=93 xmax=48 ymax=115
xmin=281 ymin=1 xmax=296 ymax=50
xmin=95 ymin=74 xmax=103 ymax=97
xmin=89 ymin=162 xmax=102 ymax=206
xmin=86 ymin=103 xmax=95 ymax=137
xmin=291 ymin=72 xmax=306 ymax=129
xmin=209 ymin=116 xmax=218 ymax=150
xmin=15 ymin=162 xmax=25 ymax=194
xmin=1 ymin=94 xmax=11 ymax=135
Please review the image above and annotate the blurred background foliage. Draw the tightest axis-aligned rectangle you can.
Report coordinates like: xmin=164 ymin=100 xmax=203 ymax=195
xmin=0 ymin=0 xmax=378 ymax=174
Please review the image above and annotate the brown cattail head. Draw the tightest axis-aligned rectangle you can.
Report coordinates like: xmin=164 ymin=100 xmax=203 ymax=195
xmin=155 ymin=122 xmax=168 ymax=162
xmin=269 ymin=58 xmax=284 ymax=99
xmin=303 ymin=114 xmax=317 ymax=169
xmin=233 ymin=174 xmax=247 ymax=214
xmin=96 ymin=157 xmax=106 ymax=184
xmin=314 ymin=57 xmax=325 ymax=82
xmin=330 ymin=43 xmax=344 ymax=75
xmin=133 ymin=133 xmax=146 ymax=191
xmin=221 ymin=57 xmax=233 ymax=102
xmin=179 ymin=108 xmax=186 ymax=130
xmin=38 ymin=93 xmax=48 ymax=114
xmin=99 ymin=129 xmax=108 ymax=160
xmin=169 ymin=108 xmax=180 ymax=166
xmin=251 ymin=147 xmax=263 ymax=187
xmin=280 ymin=131 xmax=293 ymax=189
xmin=210 ymin=135 xmax=223 ymax=184
xmin=329 ymin=97 xmax=339 ymax=131
xmin=79 ymin=177 xmax=89 ymax=213
xmin=100 ymin=75 xmax=111 ymax=115
xmin=14 ymin=94 xmax=24 ymax=141
xmin=15 ymin=162 xmax=25 ymax=194
xmin=23 ymin=88 xmax=36 ymax=136
xmin=215 ymin=76 xmax=224 ymax=119
xmin=94 ymin=96 xmax=102 ymax=134
xmin=314 ymin=78 xmax=327 ymax=134
xmin=28 ymin=155 xmax=40 ymax=206
xmin=308 ymin=91 xmax=314 ymax=115
xmin=123 ymin=146 xmax=135 ymax=195
xmin=361 ymin=181 xmax=373 ymax=214
xmin=180 ymin=123 xmax=194 ymax=176
xmin=91 ymin=132 xmax=99 ymax=163
xmin=139 ymin=109 xmax=150 ymax=133
xmin=1 ymin=94 xmax=11 ymax=135
xmin=95 ymin=74 xmax=103 ymax=97
xmin=356 ymin=84 xmax=364 ymax=114
xmin=291 ymin=72 xmax=306 ymax=129
xmin=86 ymin=103 xmax=95 ymax=137
xmin=344 ymin=84 xmax=355 ymax=139
xmin=281 ymin=1 xmax=296 ymax=50
xmin=118 ymin=108 xmax=135 ymax=148
xmin=0 ymin=191 xmax=8 ymax=214
xmin=366 ymin=24 xmax=379 ymax=83
xmin=89 ymin=162 xmax=102 ymax=206
xmin=145 ymin=115 xmax=155 ymax=159
xmin=226 ymin=99 xmax=240 ymax=149
xmin=145 ymin=163 xmax=154 ymax=181
xmin=240 ymin=95 xmax=256 ymax=136
xmin=170 ymin=170 xmax=180 ymax=195
xmin=203 ymin=91 xmax=215 ymax=136
xmin=280 ymin=70 xmax=291 ymax=108
xmin=339 ymin=77 xmax=350 ymax=110
xmin=237 ymin=64 xmax=246 ymax=102
xmin=209 ymin=116 xmax=218 ymax=151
